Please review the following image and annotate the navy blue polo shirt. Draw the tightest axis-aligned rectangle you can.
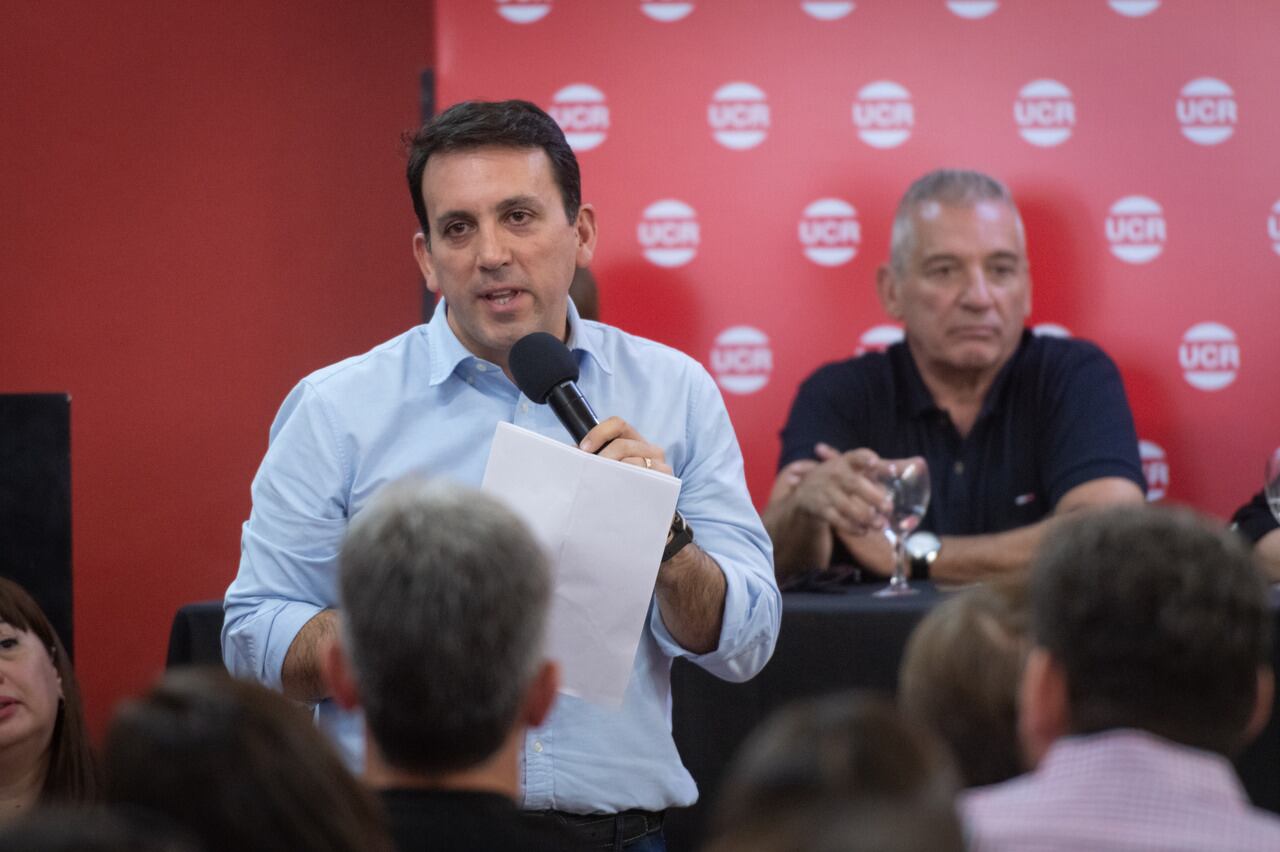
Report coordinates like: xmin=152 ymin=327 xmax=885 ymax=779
xmin=779 ymin=331 xmax=1144 ymax=566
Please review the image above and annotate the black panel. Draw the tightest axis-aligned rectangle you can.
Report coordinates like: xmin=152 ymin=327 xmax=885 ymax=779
xmin=0 ymin=394 xmax=73 ymax=657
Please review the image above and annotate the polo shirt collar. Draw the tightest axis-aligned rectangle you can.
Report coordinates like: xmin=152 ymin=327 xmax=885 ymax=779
xmin=424 ymin=297 xmax=613 ymax=386
xmin=894 ymin=328 xmax=1033 ymax=420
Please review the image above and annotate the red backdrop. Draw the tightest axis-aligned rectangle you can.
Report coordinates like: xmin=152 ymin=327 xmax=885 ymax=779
xmin=4 ymin=1 xmax=431 ymax=733
xmin=439 ymin=0 xmax=1280 ymax=519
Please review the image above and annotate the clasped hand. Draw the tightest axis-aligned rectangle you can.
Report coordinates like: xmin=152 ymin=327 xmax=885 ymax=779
xmin=781 ymin=443 xmax=894 ymax=537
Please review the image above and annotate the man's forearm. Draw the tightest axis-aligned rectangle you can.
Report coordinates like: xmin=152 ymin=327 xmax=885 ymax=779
xmin=654 ymin=544 xmax=727 ymax=654
xmin=762 ymin=496 xmax=834 ymax=582
xmin=281 ymin=609 xmax=339 ymax=702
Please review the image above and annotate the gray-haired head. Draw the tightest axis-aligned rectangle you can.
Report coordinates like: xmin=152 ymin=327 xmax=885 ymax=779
xmin=889 ymin=169 xmax=1025 ymax=276
xmin=338 ymin=478 xmax=552 ymax=774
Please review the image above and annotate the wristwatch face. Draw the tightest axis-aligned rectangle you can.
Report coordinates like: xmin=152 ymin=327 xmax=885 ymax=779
xmin=905 ymin=531 xmax=941 ymax=561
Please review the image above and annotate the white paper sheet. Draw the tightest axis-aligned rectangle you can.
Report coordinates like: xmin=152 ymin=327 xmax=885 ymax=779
xmin=481 ymin=422 xmax=681 ymax=706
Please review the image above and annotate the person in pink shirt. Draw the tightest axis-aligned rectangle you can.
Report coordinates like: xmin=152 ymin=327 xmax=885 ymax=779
xmin=962 ymin=506 xmax=1280 ymax=852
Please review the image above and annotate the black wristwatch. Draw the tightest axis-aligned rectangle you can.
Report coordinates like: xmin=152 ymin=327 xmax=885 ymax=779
xmin=662 ymin=511 xmax=695 ymax=562
xmin=905 ymin=531 xmax=941 ymax=581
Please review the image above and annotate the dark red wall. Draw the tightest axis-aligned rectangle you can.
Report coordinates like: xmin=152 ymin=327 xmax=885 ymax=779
xmin=3 ymin=2 xmax=432 ymax=734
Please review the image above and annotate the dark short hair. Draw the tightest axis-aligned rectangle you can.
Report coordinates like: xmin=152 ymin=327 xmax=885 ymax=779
xmin=103 ymin=668 xmax=390 ymax=852
xmin=1031 ymin=506 xmax=1271 ymax=755
xmin=710 ymin=691 xmax=957 ymax=837
xmin=338 ymin=479 xmax=551 ymax=774
xmin=405 ymin=99 xmax=581 ymax=238
xmin=0 ymin=578 xmax=96 ymax=806
xmin=899 ymin=576 xmax=1030 ymax=787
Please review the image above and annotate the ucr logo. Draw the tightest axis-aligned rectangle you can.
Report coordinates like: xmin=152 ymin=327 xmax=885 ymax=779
xmin=1269 ymin=200 xmax=1280 ymax=257
xmin=855 ymin=324 xmax=904 ymax=356
xmin=638 ymin=199 xmax=699 ymax=268
xmin=708 ymin=82 xmax=769 ymax=150
xmin=946 ymin=1 xmax=998 ymax=19
xmin=1106 ymin=196 xmax=1166 ymax=264
xmin=801 ymin=1 xmax=855 ymax=21
xmin=640 ymin=1 xmax=694 ymax=22
xmin=549 ymin=84 xmax=608 ymax=152
xmin=1177 ymin=78 xmax=1237 ymax=145
xmin=495 ymin=0 xmax=551 ymax=24
xmin=799 ymin=199 xmax=861 ymax=267
xmin=1032 ymin=323 xmax=1072 ymax=338
xmin=711 ymin=326 xmax=773 ymax=395
xmin=1014 ymin=79 xmax=1075 ymax=147
xmin=1139 ymin=439 xmax=1168 ymax=501
xmin=1179 ymin=322 xmax=1239 ymax=391
xmin=1109 ymin=0 xmax=1160 ymax=16
xmin=852 ymin=81 xmax=913 ymax=149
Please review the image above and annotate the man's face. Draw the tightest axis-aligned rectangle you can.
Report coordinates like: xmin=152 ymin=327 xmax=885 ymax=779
xmin=879 ymin=200 xmax=1031 ymax=381
xmin=413 ymin=146 xmax=596 ymax=375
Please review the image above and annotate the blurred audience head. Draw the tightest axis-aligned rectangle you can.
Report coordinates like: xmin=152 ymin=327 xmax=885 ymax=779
xmin=102 ymin=668 xmax=389 ymax=852
xmin=703 ymin=800 xmax=964 ymax=852
xmin=1022 ymin=505 xmax=1272 ymax=764
xmin=0 ymin=577 xmax=95 ymax=816
xmin=707 ymin=691 xmax=959 ymax=851
xmin=569 ymin=266 xmax=600 ymax=321
xmin=0 ymin=807 xmax=201 ymax=852
xmin=327 ymin=478 xmax=556 ymax=782
xmin=899 ymin=575 xmax=1030 ymax=786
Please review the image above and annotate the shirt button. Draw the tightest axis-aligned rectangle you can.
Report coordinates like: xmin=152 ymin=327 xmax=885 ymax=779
xmin=466 ymin=376 xmax=475 ymax=386
xmin=532 ymin=741 xmax=543 ymax=753
xmin=520 ymin=402 xmax=529 ymax=414
xmin=954 ymin=461 xmax=964 ymax=475
xmin=475 ymin=363 xmax=488 ymax=372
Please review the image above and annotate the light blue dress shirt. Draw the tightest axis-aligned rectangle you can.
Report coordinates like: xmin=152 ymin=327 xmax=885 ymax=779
xmin=222 ymin=301 xmax=780 ymax=813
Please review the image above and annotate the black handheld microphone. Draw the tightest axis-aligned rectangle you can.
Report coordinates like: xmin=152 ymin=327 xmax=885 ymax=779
xmin=509 ymin=331 xmax=600 ymax=445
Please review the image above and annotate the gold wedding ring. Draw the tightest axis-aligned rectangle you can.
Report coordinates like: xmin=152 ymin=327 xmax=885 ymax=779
xmin=644 ymin=457 xmax=653 ymax=469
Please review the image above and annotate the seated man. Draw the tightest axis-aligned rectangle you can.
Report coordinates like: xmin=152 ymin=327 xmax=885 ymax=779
xmin=765 ymin=169 xmax=1145 ymax=584
xmin=1232 ymin=489 xmax=1280 ymax=581
xmin=322 ymin=479 xmax=582 ymax=852
xmin=963 ymin=506 xmax=1280 ymax=851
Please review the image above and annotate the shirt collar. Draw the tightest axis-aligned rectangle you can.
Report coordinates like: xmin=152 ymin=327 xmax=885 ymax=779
xmin=893 ymin=328 xmax=1032 ymax=420
xmin=423 ymin=296 xmax=613 ymax=387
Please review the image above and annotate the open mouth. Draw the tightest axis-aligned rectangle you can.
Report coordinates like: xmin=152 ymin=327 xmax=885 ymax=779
xmin=483 ymin=289 xmax=520 ymax=305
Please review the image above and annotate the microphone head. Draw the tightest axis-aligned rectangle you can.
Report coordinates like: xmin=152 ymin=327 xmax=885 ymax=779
xmin=509 ymin=332 xmax=579 ymax=404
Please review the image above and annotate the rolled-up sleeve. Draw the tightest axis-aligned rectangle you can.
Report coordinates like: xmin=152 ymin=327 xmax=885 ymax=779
xmin=648 ymin=367 xmax=780 ymax=682
xmin=222 ymin=381 xmax=351 ymax=688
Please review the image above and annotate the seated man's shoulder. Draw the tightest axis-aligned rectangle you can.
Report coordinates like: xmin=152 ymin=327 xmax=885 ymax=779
xmin=1023 ymin=332 xmax=1116 ymax=372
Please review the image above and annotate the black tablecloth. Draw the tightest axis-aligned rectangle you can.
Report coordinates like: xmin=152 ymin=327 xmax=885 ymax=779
xmin=170 ymin=585 xmax=1280 ymax=852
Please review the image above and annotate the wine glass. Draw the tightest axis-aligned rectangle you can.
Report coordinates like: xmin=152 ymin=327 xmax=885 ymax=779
xmin=871 ymin=457 xmax=931 ymax=598
xmin=1266 ymin=448 xmax=1280 ymax=524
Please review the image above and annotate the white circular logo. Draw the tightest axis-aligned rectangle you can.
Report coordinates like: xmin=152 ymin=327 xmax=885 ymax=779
xmin=855 ymin=324 xmax=904 ymax=356
xmin=1014 ymin=79 xmax=1075 ymax=147
xmin=708 ymin=82 xmax=770 ymax=151
xmin=549 ymin=84 xmax=609 ymax=152
xmin=495 ymin=0 xmax=551 ymax=24
xmin=946 ymin=1 xmax=998 ymax=19
xmin=640 ymin=1 xmax=694 ymax=22
xmin=711 ymin=326 xmax=773 ymax=395
xmin=801 ymin=1 xmax=855 ymax=20
xmin=852 ymin=81 xmax=913 ymax=149
xmin=798 ymin=199 xmax=861 ymax=267
xmin=1269 ymin=200 xmax=1280 ymax=257
xmin=1179 ymin=322 xmax=1239 ymax=391
xmin=1109 ymin=0 xmax=1160 ymax=17
xmin=1032 ymin=323 xmax=1072 ymax=338
xmin=1177 ymin=78 xmax=1237 ymax=145
xmin=638 ymin=200 xmax=700 ymax=268
xmin=1106 ymin=196 xmax=1166 ymax=264
xmin=1139 ymin=439 xmax=1168 ymax=501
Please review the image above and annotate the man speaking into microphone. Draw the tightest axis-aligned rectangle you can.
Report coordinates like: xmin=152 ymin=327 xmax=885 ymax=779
xmin=222 ymin=99 xmax=779 ymax=851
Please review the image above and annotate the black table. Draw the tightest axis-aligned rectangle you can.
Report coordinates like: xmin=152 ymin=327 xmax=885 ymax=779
xmin=170 ymin=585 xmax=1280 ymax=852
